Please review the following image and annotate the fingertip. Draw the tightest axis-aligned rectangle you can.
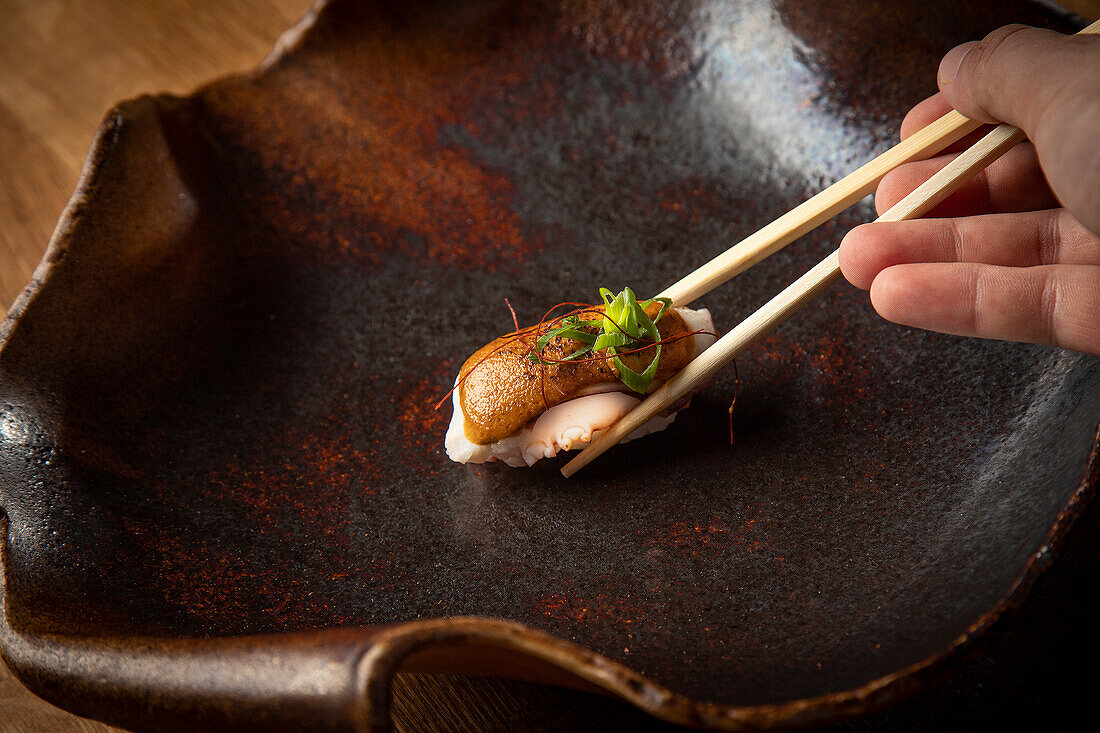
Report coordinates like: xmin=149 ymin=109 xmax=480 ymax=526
xmin=873 ymin=166 xmax=909 ymax=215
xmin=839 ymin=224 xmax=882 ymax=290
xmin=869 ymin=265 xmax=947 ymax=329
xmin=937 ymin=39 xmax=985 ymax=122
xmin=869 ymin=264 xmax=977 ymax=337
xmin=937 ymin=41 xmax=977 ymax=89
xmin=838 ymin=230 xmax=864 ymax=290
xmin=898 ymin=94 xmax=953 ymax=141
xmin=867 ymin=267 xmax=913 ymax=326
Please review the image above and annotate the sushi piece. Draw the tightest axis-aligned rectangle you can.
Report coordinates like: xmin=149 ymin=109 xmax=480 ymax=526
xmin=445 ymin=287 xmax=717 ymax=467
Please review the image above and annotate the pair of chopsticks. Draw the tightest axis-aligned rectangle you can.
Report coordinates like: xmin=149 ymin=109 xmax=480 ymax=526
xmin=562 ymin=19 xmax=1100 ymax=477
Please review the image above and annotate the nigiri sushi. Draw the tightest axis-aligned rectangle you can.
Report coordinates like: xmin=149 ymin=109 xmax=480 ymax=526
xmin=445 ymin=287 xmax=717 ymax=467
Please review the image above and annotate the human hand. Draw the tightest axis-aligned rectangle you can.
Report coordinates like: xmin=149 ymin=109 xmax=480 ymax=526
xmin=839 ymin=25 xmax=1100 ymax=355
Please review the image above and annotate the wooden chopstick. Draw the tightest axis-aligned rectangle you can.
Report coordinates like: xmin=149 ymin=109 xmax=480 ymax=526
xmin=659 ymin=16 xmax=1100 ymax=307
xmin=657 ymin=109 xmax=979 ymax=306
xmin=561 ymin=122 xmax=1028 ymax=477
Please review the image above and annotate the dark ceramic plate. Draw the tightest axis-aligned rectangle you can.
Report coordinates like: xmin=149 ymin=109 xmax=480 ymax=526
xmin=1 ymin=0 xmax=1097 ymax=730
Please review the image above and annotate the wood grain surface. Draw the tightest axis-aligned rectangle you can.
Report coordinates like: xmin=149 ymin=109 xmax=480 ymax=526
xmin=2 ymin=1 xmax=1099 ymax=732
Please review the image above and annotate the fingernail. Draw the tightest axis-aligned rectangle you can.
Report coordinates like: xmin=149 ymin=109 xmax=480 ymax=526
xmin=938 ymin=41 xmax=976 ymax=86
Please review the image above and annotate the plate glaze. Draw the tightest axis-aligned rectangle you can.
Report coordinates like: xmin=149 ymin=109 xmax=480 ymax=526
xmin=1 ymin=0 xmax=1097 ymax=730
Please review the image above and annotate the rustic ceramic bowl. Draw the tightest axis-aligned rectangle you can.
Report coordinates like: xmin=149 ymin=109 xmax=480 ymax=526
xmin=1 ymin=0 xmax=1096 ymax=730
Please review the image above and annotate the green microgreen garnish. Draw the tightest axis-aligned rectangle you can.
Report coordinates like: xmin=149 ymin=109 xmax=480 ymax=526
xmin=529 ymin=287 xmax=673 ymax=394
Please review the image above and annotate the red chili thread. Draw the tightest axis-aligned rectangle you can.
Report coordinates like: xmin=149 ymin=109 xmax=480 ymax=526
xmin=505 ymin=297 xmax=520 ymax=333
xmin=728 ymin=359 xmax=740 ymax=446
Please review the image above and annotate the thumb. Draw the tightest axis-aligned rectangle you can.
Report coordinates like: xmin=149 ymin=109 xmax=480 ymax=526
xmin=937 ymin=24 xmax=1097 ymax=133
xmin=937 ymin=24 xmax=1100 ymax=234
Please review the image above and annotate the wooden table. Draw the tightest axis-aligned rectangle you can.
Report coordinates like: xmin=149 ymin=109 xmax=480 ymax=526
xmin=2 ymin=1 xmax=1099 ymax=731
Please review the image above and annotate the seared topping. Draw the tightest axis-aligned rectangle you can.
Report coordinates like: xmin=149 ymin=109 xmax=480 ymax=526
xmin=459 ymin=303 xmax=696 ymax=445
